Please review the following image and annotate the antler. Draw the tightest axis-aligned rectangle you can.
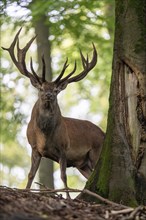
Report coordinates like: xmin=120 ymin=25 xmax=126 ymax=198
xmin=54 ymin=58 xmax=70 ymax=83
xmin=55 ymin=43 xmax=97 ymax=86
xmin=2 ymin=28 xmax=43 ymax=85
xmin=3 ymin=28 xmax=97 ymax=88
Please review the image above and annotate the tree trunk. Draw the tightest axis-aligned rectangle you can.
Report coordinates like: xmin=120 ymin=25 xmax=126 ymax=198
xmin=81 ymin=0 xmax=146 ymax=206
xmin=33 ymin=14 xmax=54 ymax=189
xmin=34 ymin=16 xmax=52 ymax=81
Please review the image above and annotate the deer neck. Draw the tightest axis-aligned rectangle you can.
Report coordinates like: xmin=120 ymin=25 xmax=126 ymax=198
xmin=37 ymin=98 xmax=62 ymax=133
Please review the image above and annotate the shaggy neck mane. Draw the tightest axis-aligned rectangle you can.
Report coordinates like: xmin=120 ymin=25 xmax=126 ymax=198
xmin=37 ymin=99 xmax=61 ymax=133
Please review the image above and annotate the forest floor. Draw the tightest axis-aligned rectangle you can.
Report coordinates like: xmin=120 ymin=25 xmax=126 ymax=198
xmin=0 ymin=186 xmax=146 ymax=220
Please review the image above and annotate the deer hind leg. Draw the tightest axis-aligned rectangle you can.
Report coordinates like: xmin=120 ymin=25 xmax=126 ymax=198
xmin=77 ymin=164 xmax=92 ymax=179
xmin=26 ymin=149 xmax=41 ymax=189
xmin=77 ymin=150 xmax=95 ymax=179
xmin=89 ymin=146 xmax=101 ymax=169
xmin=59 ymin=153 xmax=70 ymax=199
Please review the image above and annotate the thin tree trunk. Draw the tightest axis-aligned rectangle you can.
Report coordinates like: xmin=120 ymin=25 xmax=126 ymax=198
xmin=80 ymin=0 xmax=146 ymax=206
xmin=34 ymin=16 xmax=52 ymax=81
xmin=33 ymin=15 xmax=54 ymax=189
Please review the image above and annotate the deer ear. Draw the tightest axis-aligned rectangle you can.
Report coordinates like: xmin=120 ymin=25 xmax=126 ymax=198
xmin=57 ymin=81 xmax=68 ymax=91
xmin=30 ymin=77 xmax=41 ymax=89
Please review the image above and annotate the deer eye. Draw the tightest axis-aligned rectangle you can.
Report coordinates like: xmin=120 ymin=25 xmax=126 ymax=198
xmin=39 ymin=87 xmax=43 ymax=92
xmin=53 ymin=88 xmax=59 ymax=94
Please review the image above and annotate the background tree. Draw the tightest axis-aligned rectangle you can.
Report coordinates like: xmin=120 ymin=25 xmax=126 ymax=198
xmin=30 ymin=1 xmax=54 ymax=188
xmin=82 ymin=0 xmax=146 ymax=206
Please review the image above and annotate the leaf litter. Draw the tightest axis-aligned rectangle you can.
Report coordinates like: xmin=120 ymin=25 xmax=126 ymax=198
xmin=0 ymin=186 xmax=146 ymax=220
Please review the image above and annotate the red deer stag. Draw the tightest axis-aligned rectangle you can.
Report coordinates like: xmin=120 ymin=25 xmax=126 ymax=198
xmin=2 ymin=28 xmax=105 ymax=198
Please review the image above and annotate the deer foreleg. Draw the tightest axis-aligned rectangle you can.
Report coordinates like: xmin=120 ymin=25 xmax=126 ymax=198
xmin=26 ymin=149 xmax=41 ymax=189
xmin=59 ymin=153 xmax=70 ymax=199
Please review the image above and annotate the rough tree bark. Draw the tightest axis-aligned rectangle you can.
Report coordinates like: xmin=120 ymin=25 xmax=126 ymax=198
xmin=32 ymin=13 xmax=54 ymax=189
xmin=81 ymin=0 xmax=146 ymax=206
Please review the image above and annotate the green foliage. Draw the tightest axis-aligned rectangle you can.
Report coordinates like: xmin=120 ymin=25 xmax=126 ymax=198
xmin=1 ymin=79 xmax=23 ymax=145
xmin=0 ymin=29 xmax=31 ymax=186
xmin=0 ymin=76 xmax=29 ymax=186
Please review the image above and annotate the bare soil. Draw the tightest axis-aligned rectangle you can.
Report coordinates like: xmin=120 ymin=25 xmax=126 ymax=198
xmin=0 ymin=186 xmax=146 ymax=220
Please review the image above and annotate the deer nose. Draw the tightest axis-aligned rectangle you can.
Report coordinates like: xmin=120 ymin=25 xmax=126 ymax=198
xmin=46 ymin=92 xmax=56 ymax=100
xmin=46 ymin=92 xmax=52 ymax=98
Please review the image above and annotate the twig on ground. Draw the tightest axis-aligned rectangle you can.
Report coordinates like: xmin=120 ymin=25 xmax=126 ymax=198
xmin=125 ymin=206 xmax=144 ymax=220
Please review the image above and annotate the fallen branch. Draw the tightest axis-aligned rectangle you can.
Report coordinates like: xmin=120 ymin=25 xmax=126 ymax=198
xmin=83 ymin=189 xmax=129 ymax=209
xmin=111 ymin=208 xmax=134 ymax=215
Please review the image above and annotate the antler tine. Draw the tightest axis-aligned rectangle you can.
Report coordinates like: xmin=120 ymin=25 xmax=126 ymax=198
xmin=54 ymin=58 xmax=69 ymax=83
xmin=58 ymin=61 xmax=77 ymax=85
xmin=86 ymin=54 xmax=89 ymax=66
xmin=2 ymin=27 xmax=22 ymax=67
xmin=79 ymin=49 xmax=87 ymax=69
xmin=91 ymin=42 xmax=97 ymax=66
xmin=30 ymin=58 xmax=42 ymax=85
xmin=66 ymin=43 xmax=97 ymax=83
xmin=41 ymin=55 xmax=46 ymax=83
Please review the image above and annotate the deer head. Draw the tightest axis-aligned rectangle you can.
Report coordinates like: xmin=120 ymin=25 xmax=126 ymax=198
xmin=2 ymin=28 xmax=97 ymax=103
